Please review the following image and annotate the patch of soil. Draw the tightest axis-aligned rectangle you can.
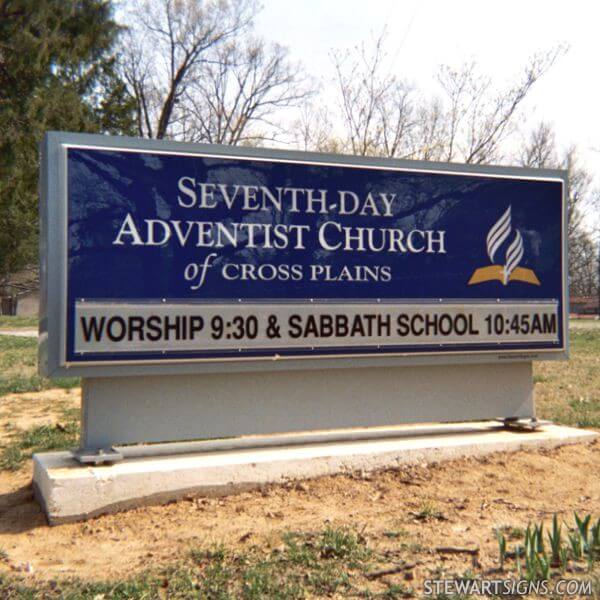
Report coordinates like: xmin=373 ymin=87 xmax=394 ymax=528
xmin=0 ymin=389 xmax=80 ymax=443
xmin=0 ymin=387 xmax=80 ymax=410
xmin=0 ymin=388 xmax=598 ymax=589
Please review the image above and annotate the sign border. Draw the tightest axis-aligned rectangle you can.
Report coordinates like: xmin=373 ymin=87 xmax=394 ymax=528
xmin=39 ymin=131 xmax=569 ymax=378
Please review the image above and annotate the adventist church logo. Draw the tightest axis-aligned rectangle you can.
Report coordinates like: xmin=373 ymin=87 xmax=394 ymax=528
xmin=468 ymin=206 xmax=540 ymax=286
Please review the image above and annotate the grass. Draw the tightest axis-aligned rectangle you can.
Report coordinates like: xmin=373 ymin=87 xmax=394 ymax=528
xmin=0 ymin=316 xmax=38 ymax=329
xmin=495 ymin=513 xmax=600 ymax=581
xmin=0 ymin=335 xmax=79 ymax=397
xmin=0 ymin=527 xmax=414 ymax=599
xmin=414 ymin=501 xmax=445 ymax=521
xmin=0 ymin=420 xmax=80 ymax=470
xmin=535 ymin=329 xmax=600 ymax=428
xmin=495 ymin=525 xmax=526 ymax=541
xmin=382 ymin=529 xmax=408 ymax=539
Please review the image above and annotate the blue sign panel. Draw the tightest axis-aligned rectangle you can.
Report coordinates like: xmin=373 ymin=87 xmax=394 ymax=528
xmin=40 ymin=133 xmax=567 ymax=375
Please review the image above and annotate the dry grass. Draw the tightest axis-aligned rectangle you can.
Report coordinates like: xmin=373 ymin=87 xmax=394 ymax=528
xmin=535 ymin=329 xmax=600 ymax=428
xmin=0 ymin=316 xmax=37 ymax=329
xmin=0 ymin=336 xmax=78 ymax=397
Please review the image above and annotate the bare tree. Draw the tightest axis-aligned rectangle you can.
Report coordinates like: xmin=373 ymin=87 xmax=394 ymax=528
xmin=520 ymin=124 xmax=596 ymax=237
xmin=519 ymin=121 xmax=557 ymax=168
xmin=177 ymin=38 xmax=311 ymax=145
xmin=122 ymin=33 xmax=157 ymax=138
xmin=435 ymin=63 xmax=472 ymax=162
xmin=331 ymin=32 xmax=415 ymax=157
xmin=291 ymin=101 xmax=339 ymax=153
xmin=121 ymin=0 xmax=256 ymax=139
xmin=519 ymin=122 xmax=599 ymax=296
xmin=329 ymin=32 xmax=564 ymax=164
xmin=563 ymin=148 xmax=595 ymax=240
xmin=434 ymin=49 xmax=565 ymax=164
xmin=379 ymin=81 xmax=413 ymax=158
xmin=406 ymin=99 xmax=446 ymax=161
xmin=569 ymin=232 xmax=599 ymax=296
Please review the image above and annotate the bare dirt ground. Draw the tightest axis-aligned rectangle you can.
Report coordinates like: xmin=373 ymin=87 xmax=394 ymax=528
xmin=0 ymin=388 xmax=598 ymax=591
xmin=0 ymin=388 xmax=79 ymax=437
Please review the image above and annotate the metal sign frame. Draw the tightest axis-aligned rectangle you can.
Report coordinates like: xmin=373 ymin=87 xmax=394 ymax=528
xmin=39 ymin=131 xmax=569 ymax=379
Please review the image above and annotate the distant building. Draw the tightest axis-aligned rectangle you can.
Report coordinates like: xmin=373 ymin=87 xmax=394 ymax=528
xmin=0 ymin=266 xmax=39 ymax=317
xmin=570 ymin=295 xmax=600 ymax=317
xmin=15 ymin=289 xmax=39 ymax=317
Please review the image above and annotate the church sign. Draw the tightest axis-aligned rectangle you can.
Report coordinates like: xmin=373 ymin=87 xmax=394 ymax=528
xmin=39 ymin=132 xmax=568 ymax=377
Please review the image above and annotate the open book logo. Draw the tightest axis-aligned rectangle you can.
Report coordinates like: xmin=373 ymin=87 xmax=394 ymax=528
xmin=468 ymin=206 xmax=540 ymax=286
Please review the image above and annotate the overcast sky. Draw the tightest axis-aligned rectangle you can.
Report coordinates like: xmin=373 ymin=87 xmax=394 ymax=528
xmin=255 ymin=0 xmax=599 ymax=230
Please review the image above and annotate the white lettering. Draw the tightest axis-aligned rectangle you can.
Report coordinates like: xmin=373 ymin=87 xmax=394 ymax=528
xmin=198 ymin=183 xmax=217 ymax=209
xmin=146 ymin=220 xmax=172 ymax=246
xmin=113 ymin=213 xmax=143 ymax=246
xmin=338 ymin=190 xmax=359 ymax=215
xmin=318 ymin=221 xmax=342 ymax=251
xmin=177 ymin=176 xmax=197 ymax=208
xmin=379 ymin=193 xmax=395 ymax=217
xmin=427 ymin=230 xmax=447 ymax=254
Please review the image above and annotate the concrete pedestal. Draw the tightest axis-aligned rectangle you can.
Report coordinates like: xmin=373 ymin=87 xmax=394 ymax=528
xmin=34 ymin=421 xmax=596 ymax=525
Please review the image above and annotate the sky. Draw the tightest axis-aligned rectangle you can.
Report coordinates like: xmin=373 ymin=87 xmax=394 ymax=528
xmin=254 ymin=0 xmax=599 ymax=230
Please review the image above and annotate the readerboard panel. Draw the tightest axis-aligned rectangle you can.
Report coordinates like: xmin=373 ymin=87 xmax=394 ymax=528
xmin=40 ymin=132 xmax=568 ymax=376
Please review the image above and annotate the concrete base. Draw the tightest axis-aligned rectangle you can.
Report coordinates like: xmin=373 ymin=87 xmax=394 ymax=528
xmin=33 ymin=422 xmax=597 ymax=525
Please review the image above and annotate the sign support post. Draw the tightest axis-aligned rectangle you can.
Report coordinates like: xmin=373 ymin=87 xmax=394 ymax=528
xmin=73 ymin=361 xmax=535 ymax=462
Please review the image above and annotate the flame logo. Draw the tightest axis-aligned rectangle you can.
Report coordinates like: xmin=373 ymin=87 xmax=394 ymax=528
xmin=487 ymin=205 xmax=511 ymax=263
xmin=468 ymin=206 xmax=540 ymax=286
xmin=504 ymin=229 xmax=524 ymax=285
